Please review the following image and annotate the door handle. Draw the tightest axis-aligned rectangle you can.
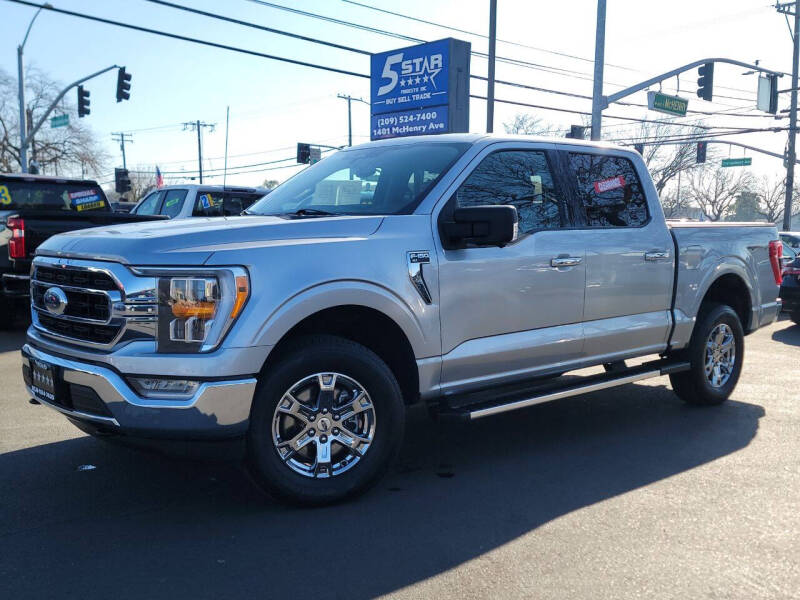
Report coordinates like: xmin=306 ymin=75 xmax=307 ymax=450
xmin=551 ymin=256 xmax=582 ymax=267
xmin=644 ymin=251 xmax=669 ymax=261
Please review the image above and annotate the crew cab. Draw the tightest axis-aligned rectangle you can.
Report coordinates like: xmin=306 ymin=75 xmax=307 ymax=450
xmin=130 ymin=184 xmax=270 ymax=220
xmin=20 ymin=135 xmax=782 ymax=505
xmin=0 ymin=173 xmax=166 ymax=329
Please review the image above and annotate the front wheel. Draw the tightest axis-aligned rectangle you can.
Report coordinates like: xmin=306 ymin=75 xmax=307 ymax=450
xmin=247 ymin=335 xmax=405 ymax=506
xmin=669 ymin=303 xmax=744 ymax=406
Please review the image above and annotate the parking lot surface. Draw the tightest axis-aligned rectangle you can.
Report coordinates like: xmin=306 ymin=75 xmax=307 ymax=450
xmin=1 ymin=319 xmax=798 ymax=599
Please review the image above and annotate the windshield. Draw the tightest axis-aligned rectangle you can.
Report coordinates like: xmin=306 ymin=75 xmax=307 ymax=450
xmin=0 ymin=179 xmax=109 ymax=212
xmin=247 ymin=142 xmax=469 ymax=216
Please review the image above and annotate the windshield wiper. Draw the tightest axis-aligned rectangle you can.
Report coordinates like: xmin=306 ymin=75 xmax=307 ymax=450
xmin=280 ymin=208 xmax=340 ymax=218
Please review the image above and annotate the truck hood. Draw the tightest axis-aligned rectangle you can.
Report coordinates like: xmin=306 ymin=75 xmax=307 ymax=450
xmin=35 ymin=215 xmax=385 ymax=265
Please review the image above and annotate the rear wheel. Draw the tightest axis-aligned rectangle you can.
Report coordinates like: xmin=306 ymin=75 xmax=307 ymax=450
xmin=669 ymin=303 xmax=744 ymax=406
xmin=247 ymin=335 xmax=405 ymax=506
xmin=791 ymin=311 xmax=800 ymax=325
xmin=0 ymin=296 xmax=13 ymax=330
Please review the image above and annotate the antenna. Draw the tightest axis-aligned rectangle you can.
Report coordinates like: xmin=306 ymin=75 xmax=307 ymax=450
xmin=223 ymin=106 xmax=230 ymax=190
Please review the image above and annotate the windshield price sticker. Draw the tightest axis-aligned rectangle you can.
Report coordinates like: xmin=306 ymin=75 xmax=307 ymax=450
xmin=0 ymin=185 xmax=11 ymax=205
xmin=593 ymin=176 xmax=627 ymax=194
xmin=69 ymin=189 xmax=105 ymax=211
xmin=371 ymin=107 xmax=449 ymax=140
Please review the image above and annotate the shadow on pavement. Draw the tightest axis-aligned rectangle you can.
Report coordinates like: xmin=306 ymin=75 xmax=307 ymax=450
xmin=0 ymin=382 xmax=763 ymax=599
xmin=0 ymin=326 xmax=27 ymax=353
xmin=771 ymin=320 xmax=800 ymax=346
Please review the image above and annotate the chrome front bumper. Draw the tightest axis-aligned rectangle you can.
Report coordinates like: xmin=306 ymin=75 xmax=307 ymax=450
xmin=21 ymin=344 xmax=257 ymax=439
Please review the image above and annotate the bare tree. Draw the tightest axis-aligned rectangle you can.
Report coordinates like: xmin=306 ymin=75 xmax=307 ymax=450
xmin=660 ymin=189 xmax=690 ymax=218
xmin=628 ymin=121 xmax=707 ymax=195
xmin=0 ymin=66 xmax=108 ymax=176
xmin=688 ymin=166 xmax=754 ymax=221
xmin=127 ymin=168 xmax=158 ymax=203
xmin=755 ymin=174 xmax=800 ymax=225
xmin=502 ymin=113 xmax=558 ymax=136
xmin=262 ymin=179 xmax=279 ymax=190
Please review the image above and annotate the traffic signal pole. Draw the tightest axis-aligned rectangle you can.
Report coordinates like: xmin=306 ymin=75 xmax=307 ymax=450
xmin=486 ymin=0 xmax=497 ymax=133
xmin=590 ymin=0 xmax=606 ymax=141
xmin=778 ymin=0 xmax=800 ymax=232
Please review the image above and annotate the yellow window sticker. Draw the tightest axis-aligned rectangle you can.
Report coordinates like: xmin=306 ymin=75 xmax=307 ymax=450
xmin=0 ymin=185 xmax=11 ymax=205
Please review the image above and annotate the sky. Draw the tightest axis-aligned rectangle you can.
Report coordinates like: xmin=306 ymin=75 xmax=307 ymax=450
xmin=0 ymin=0 xmax=793 ymax=189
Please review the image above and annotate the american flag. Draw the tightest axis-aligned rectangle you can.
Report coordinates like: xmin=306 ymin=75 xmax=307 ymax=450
xmin=155 ymin=166 xmax=164 ymax=188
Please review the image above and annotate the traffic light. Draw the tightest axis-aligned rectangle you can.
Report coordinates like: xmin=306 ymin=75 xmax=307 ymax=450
xmin=297 ymin=142 xmax=311 ymax=164
xmin=697 ymin=141 xmax=707 ymax=163
xmin=77 ymin=85 xmax=90 ymax=118
xmin=114 ymin=168 xmax=131 ymax=194
xmin=697 ymin=62 xmax=714 ymax=102
xmin=565 ymin=125 xmax=586 ymax=139
xmin=634 ymin=143 xmax=644 ymax=155
xmin=116 ymin=67 xmax=131 ymax=102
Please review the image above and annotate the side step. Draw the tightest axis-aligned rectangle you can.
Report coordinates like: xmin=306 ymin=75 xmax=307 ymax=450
xmin=437 ymin=359 xmax=690 ymax=421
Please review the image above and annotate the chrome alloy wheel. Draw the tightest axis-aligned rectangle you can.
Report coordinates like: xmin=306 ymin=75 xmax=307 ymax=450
xmin=271 ymin=373 xmax=376 ymax=478
xmin=705 ymin=323 xmax=736 ymax=388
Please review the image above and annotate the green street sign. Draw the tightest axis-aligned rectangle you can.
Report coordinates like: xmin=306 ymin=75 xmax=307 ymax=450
xmin=721 ymin=157 xmax=752 ymax=167
xmin=50 ymin=114 xmax=69 ymax=128
xmin=647 ymin=91 xmax=688 ymax=117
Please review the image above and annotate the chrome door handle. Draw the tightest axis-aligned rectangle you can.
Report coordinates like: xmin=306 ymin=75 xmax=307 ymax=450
xmin=644 ymin=251 xmax=669 ymax=261
xmin=551 ymin=256 xmax=582 ymax=267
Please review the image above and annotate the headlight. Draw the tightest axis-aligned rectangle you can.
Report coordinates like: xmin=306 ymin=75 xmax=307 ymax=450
xmin=135 ymin=267 xmax=249 ymax=353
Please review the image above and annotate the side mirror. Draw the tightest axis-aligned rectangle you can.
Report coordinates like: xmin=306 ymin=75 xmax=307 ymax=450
xmin=440 ymin=204 xmax=518 ymax=250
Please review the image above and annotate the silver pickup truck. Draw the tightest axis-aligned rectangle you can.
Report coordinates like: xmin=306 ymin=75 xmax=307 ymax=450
xmin=21 ymin=134 xmax=782 ymax=505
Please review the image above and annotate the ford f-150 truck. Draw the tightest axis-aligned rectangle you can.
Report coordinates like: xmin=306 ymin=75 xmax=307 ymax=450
xmin=21 ymin=134 xmax=782 ymax=505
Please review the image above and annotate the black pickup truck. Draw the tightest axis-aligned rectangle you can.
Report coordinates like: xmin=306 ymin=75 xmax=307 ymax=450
xmin=0 ymin=173 xmax=166 ymax=328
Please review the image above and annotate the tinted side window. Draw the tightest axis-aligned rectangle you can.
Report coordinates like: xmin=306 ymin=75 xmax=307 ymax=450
xmin=455 ymin=150 xmax=563 ymax=234
xmin=160 ymin=189 xmax=188 ymax=218
xmin=193 ymin=191 xmax=223 ymax=217
xmin=568 ymin=153 xmax=649 ymax=227
xmin=134 ymin=191 xmax=162 ymax=215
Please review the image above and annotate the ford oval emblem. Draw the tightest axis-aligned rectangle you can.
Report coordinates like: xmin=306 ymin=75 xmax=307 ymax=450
xmin=43 ymin=287 xmax=68 ymax=316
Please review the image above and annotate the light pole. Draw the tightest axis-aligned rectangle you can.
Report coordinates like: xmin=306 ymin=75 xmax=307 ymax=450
xmin=590 ymin=0 xmax=607 ymax=141
xmin=336 ymin=94 xmax=369 ymax=146
xmin=17 ymin=3 xmax=52 ymax=174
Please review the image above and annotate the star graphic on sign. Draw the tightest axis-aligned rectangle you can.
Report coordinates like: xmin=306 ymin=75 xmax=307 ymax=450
xmin=423 ymin=75 xmax=429 ymax=83
xmin=415 ymin=76 xmax=421 ymax=84
xmin=400 ymin=79 xmax=406 ymax=86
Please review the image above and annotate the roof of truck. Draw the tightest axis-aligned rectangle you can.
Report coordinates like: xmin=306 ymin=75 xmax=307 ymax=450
xmin=347 ymin=133 xmax=632 ymax=153
xmin=0 ymin=172 xmax=100 ymax=186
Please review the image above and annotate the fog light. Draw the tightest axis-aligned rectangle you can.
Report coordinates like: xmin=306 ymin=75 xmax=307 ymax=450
xmin=129 ymin=377 xmax=200 ymax=398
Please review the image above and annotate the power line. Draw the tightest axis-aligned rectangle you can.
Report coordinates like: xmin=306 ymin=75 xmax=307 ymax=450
xmin=143 ymin=0 xmax=371 ymax=55
xmin=6 ymin=0 xmax=370 ymax=79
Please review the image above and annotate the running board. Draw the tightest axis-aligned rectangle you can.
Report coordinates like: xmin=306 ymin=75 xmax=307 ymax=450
xmin=438 ymin=359 xmax=690 ymax=421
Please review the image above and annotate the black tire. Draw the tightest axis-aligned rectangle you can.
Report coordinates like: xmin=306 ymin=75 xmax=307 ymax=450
xmin=0 ymin=297 xmax=13 ymax=330
xmin=669 ymin=303 xmax=744 ymax=406
xmin=791 ymin=311 xmax=800 ymax=326
xmin=247 ymin=335 xmax=405 ymax=506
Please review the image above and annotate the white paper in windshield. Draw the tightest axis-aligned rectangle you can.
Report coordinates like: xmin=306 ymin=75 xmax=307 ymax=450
xmin=313 ymin=180 xmax=362 ymax=206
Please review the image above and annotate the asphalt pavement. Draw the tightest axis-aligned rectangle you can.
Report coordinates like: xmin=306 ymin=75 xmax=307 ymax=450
xmin=1 ymin=318 xmax=798 ymax=599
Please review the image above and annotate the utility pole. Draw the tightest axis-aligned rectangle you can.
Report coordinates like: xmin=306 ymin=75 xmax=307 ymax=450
xmin=591 ymin=0 xmax=607 ymax=140
xmin=182 ymin=120 xmax=215 ymax=183
xmin=336 ymin=94 xmax=369 ymax=146
xmin=778 ymin=1 xmax=800 ymax=231
xmin=111 ymin=132 xmax=132 ymax=169
xmin=486 ymin=0 xmax=497 ymax=133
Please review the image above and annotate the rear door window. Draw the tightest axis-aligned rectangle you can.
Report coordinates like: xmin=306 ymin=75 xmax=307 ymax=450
xmin=159 ymin=189 xmax=188 ymax=218
xmin=567 ymin=153 xmax=649 ymax=227
xmin=0 ymin=180 xmax=109 ymax=212
xmin=193 ymin=192 xmax=263 ymax=217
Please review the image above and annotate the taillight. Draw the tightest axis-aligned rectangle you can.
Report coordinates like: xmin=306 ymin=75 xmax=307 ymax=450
xmin=769 ymin=239 xmax=783 ymax=285
xmin=6 ymin=216 xmax=25 ymax=259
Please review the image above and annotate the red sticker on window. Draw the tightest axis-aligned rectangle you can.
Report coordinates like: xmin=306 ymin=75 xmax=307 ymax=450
xmin=593 ymin=176 xmax=626 ymax=194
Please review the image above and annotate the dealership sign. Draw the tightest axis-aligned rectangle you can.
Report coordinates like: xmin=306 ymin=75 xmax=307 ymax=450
xmin=370 ymin=38 xmax=470 ymax=140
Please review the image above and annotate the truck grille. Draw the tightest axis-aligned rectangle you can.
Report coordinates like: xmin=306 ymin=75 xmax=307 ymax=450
xmin=34 ymin=265 xmax=117 ymax=290
xmin=30 ymin=259 xmax=157 ymax=349
xmin=36 ymin=313 xmax=120 ymax=344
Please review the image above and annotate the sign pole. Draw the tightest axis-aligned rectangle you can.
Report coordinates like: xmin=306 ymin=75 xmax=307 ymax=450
xmin=486 ymin=0 xmax=497 ymax=133
xmin=591 ymin=0 xmax=607 ymax=140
